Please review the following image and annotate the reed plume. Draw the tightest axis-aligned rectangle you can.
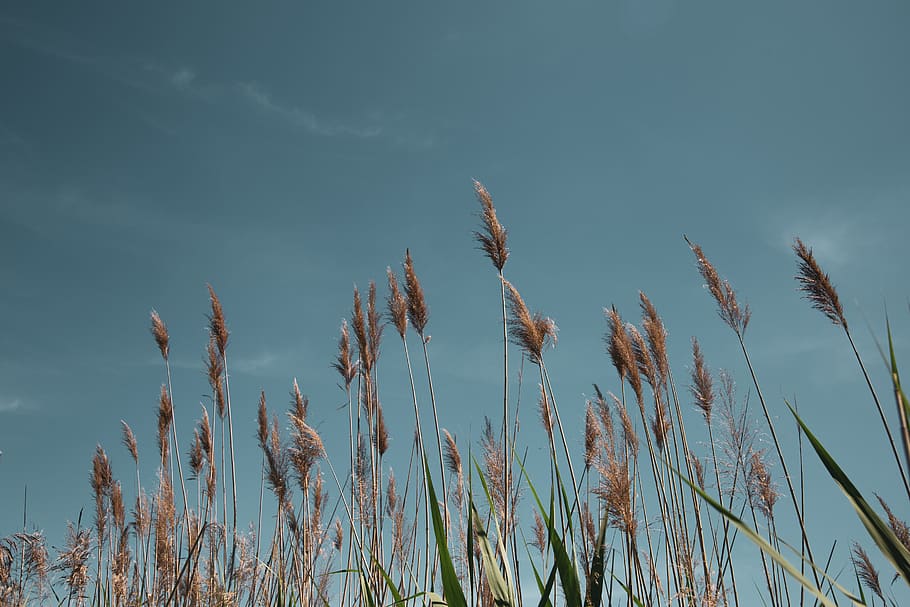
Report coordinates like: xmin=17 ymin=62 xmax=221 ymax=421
xmin=793 ymin=238 xmax=846 ymax=328
xmin=150 ymin=310 xmax=169 ymax=361
xmin=386 ymin=268 xmax=408 ymax=339
xmin=121 ymin=421 xmax=138 ymax=464
xmin=686 ymin=237 xmax=751 ymax=335
xmin=640 ymin=292 xmax=669 ymax=388
xmin=207 ymin=285 xmax=229 ymax=357
xmin=332 ymin=319 xmax=357 ymax=389
xmin=690 ymin=338 xmax=714 ymax=423
xmin=472 ymin=179 xmax=509 ymax=272
xmin=403 ymin=249 xmax=429 ymax=337
xmin=503 ymin=280 xmax=557 ymax=364
xmin=851 ymin=543 xmax=884 ymax=600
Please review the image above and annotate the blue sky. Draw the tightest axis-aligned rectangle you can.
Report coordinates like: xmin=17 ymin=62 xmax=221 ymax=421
xmin=1 ymin=0 xmax=909 ymax=600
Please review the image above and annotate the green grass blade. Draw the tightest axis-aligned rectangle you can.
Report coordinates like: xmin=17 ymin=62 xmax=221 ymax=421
xmin=583 ymin=508 xmax=610 ymax=607
xmin=789 ymin=402 xmax=910 ymax=585
xmin=471 ymin=458 xmax=517 ymax=601
xmin=673 ymin=466 xmax=838 ymax=607
xmin=514 ymin=456 xmax=583 ymax=607
xmin=425 ymin=458 xmax=469 ymax=607
xmin=470 ymin=500 xmax=516 ymax=606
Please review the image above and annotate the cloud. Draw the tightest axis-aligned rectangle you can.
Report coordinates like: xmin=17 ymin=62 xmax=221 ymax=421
xmin=0 ymin=398 xmax=24 ymax=413
xmin=170 ymin=67 xmax=196 ymax=89
xmin=231 ymin=351 xmax=278 ymax=374
xmin=239 ymin=82 xmax=382 ymax=139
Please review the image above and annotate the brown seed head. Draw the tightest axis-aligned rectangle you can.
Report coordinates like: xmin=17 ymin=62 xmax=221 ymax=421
xmin=367 ymin=281 xmax=383 ymax=365
xmin=290 ymin=378 xmax=307 ymax=422
xmin=189 ymin=429 xmax=204 ymax=477
xmin=876 ymin=494 xmax=910 ymax=553
xmin=156 ymin=385 xmax=172 ymax=464
xmin=196 ymin=407 xmax=214 ymax=467
xmin=334 ymin=519 xmax=344 ymax=552
xmin=403 ymin=249 xmax=429 ymax=336
xmin=473 ymin=179 xmax=509 ymax=272
xmin=538 ymin=383 xmax=554 ymax=442
xmin=206 ymin=334 xmax=225 ymax=418
xmin=851 ymin=543 xmax=884 ymax=600
xmin=750 ymin=451 xmax=778 ymax=519
xmin=605 ymin=307 xmax=642 ymax=405
xmin=504 ymin=279 xmax=557 ymax=364
xmin=332 ymin=319 xmax=357 ymax=389
xmin=256 ymin=390 xmax=268 ymax=449
xmin=351 ymin=286 xmax=372 ymax=375
xmin=150 ymin=310 xmax=169 ymax=361
xmin=628 ymin=324 xmax=658 ymax=391
xmin=111 ymin=481 xmax=125 ymax=530
xmin=120 ymin=421 xmax=138 ymax=464
xmin=289 ymin=410 xmax=325 ymax=491
xmin=375 ymin=405 xmax=389 ymax=456
xmin=584 ymin=402 xmax=601 ymax=470
xmin=793 ymin=237 xmax=847 ymax=328
xmin=639 ymin=292 xmax=669 ymax=387
xmin=686 ymin=237 xmax=751 ymax=336
xmin=386 ymin=268 xmax=408 ymax=339
xmin=690 ymin=337 xmax=714 ymax=423
xmin=651 ymin=400 xmax=671 ymax=452
xmin=207 ymin=284 xmax=229 ymax=356
xmin=442 ymin=429 xmax=462 ymax=477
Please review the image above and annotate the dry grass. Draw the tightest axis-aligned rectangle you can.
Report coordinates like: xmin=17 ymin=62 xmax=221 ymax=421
xmin=2 ymin=184 xmax=905 ymax=607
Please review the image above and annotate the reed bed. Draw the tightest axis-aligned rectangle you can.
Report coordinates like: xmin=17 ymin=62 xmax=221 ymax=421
xmin=1 ymin=183 xmax=908 ymax=607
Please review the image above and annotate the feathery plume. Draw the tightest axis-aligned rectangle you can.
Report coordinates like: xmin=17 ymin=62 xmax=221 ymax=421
xmin=443 ymin=429 xmax=462 ymax=478
xmin=403 ymin=249 xmax=429 ymax=337
xmin=750 ymin=451 xmax=778 ymax=519
xmin=651 ymin=400 xmax=671 ymax=452
xmin=332 ymin=319 xmax=357 ymax=389
xmin=334 ymin=519 xmax=344 ymax=553
xmin=584 ymin=401 xmax=601 ymax=470
xmin=628 ymin=323 xmax=658 ymax=391
xmin=686 ymin=237 xmax=751 ymax=335
xmin=876 ymin=495 xmax=910 ymax=552
xmin=639 ymin=292 xmax=669 ymax=387
xmin=538 ymin=383 xmax=554 ymax=441
xmin=189 ymin=430 xmax=204 ymax=478
xmin=207 ymin=285 xmax=229 ymax=356
xmin=256 ymin=390 xmax=268 ymax=449
xmin=386 ymin=268 xmax=408 ymax=339
xmin=473 ymin=179 xmax=509 ymax=272
xmin=55 ymin=523 xmax=91 ymax=604
xmin=504 ymin=280 xmax=557 ymax=364
xmin=157 ymin=385 xmax=172 ymax=464
xmin=289 ymin=409 xmax=325 ymax=491
xmin=690 ymin=337 xmax=714 ymax=423
xmin=851 ymin=543 xmax=884 ymax=599
xmin=368 ymin=281 xmax=383 ymax=366
xmin=206 ymin=334 xmax=225 ymax=418
xmin=375 ymin=405 xmax=389 ymax=456
xmin=351 ymin=286 xmax=372 ymax=375
xmin=793 ymin=237 xmax=847 ymax=328
xmin=121 ymin=421 xmax=138 ymax=464
xmin=290 ymin=379 xmax=307 ymax=422
xmin=150 ymin=310 xmax=169 ymax=361
xmin=605 ymin=307 xmax=642 ymax=404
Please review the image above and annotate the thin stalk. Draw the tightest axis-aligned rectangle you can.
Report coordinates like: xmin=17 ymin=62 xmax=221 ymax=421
xmin=737 ymin=335 xmax=823 ymax=591
xmin=843 ymin=326 xmax=910 ymax=501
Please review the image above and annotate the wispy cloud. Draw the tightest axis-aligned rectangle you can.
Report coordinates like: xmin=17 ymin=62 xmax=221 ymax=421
xmin=765 ymin=190 xmax=907 ymax=269
xmin=0 ymin=398 xmax=24 ymax=413
xmin=231 ymin=351 xmax=278 ymax=374
xmin=238 ymin=82 xmax=382 ymax=139
xmin=1 ymin=16 xmax=428 ymax=145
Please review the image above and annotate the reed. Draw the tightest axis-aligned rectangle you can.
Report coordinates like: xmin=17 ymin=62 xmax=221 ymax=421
xmin=4 ymin=182 xmax=909 ymax=607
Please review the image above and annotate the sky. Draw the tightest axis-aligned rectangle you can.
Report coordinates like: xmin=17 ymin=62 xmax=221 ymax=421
xmin=1 ymin=0 xmax=909 ymax=602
